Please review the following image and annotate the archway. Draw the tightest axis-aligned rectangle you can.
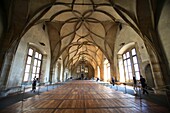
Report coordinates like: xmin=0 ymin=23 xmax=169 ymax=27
xmin=145 ymin=64 xmax=155 ymax=88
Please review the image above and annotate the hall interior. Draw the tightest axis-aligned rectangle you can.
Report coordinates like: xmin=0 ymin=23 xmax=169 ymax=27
xmin=0 ymin=0 xmax=170 ymax=112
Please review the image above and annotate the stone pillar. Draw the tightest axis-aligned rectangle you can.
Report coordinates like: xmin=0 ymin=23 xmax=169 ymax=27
xmin=147 ymin=48 xmax=165 ymax=94
xmin=99 ymin=61 xmax=104 ymax=81
xmin=52 ymin=63 xmax=57 ymax=83
xmin=94 ymin=66 xmax=97 ymax=78
xmin=110 ymin=62 xmax=116 ymax=80
xmin=0 ymin=41 xmax=18 ymax=87
xmin=57 ymin=62 xmax=61 ymax=81
xmin=49 ymin=62 xmax=53 ymax=84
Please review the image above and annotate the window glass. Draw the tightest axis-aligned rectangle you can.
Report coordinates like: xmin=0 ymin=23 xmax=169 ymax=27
xmin=33 ymin=66 xmax=36 ymax=73
xmin=126 ymin=52 xmax=130 ymax=58
xmin=126 ymin=73 xmax=129 ymax=81
xmin=36 ymin=74 xmax=39 ymax=78
xmin=36 ymin=67 xmax=40 ymax=73
xmin=25 ymin=65 xmax=30 ymax=72
xmin=124 ymin=66 xmax=128 ymax=73
xmin=132 ymin=48 xmax=136 ymax=56
xmin=32 ymin=74 xmax=35 ymax=80
xmin=134 ymin=64 xmax=139 ymax=71
xmin=135 ymin=72 xmax=140 ymax=80
xmin=27 ymin=56 xmax=32 ymax=64
xmin=123 ymin=54 xmax=126 ymax=59
xmin=124 ymin=61 xmax=127 ymax=66
xmin=85 ymin=67 xmax=88 ymax=73
xmin=133 ymin=56 xmax=138 ymax=64
xmin=38 ymin=61 xmax=41 ymax=67
xmin=34 ymin=59 xmax=37 ymax=66
xmin=128 ymin=66 xmax=132 ymax=72
xmin=35 ymin=52 xmax=38 ymax=58
xmin=129 ymin=72 xmax=133 ymax=80
xmin=23 ymin=73 xmax=29 ymax=81
xmin=127 ymin=59 xmax=131 ymax=65
xmin=28 ymin=48 xmax=33 ymax=56
xmin=77 ymin=66 xmax=80 ymax=73
xmin=39 ymin=54 xmax=42 ymax=60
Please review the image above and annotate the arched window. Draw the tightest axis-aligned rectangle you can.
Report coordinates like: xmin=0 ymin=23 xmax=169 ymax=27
xmin=123 ymin=48 xmax=140 ymax=82
xmin=23 ymin=48 xmax=43 ymax=82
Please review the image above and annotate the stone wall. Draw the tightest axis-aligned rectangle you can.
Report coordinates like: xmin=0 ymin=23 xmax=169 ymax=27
xmin=158 ymin=0 xmax=170 ymax=69
xmin=114 ymin=25 xmax=150 ymax=78
xmin=6 ymin=23 xmax=51 ymax=87
xmin=0 ymin=7 xmax=3 ymax=41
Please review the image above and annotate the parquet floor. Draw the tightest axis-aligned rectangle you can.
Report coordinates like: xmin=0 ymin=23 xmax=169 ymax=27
xmin=0 ymin=80 xmax=169 ymax=113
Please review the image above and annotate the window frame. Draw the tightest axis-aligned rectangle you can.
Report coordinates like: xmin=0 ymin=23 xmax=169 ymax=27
xmin=122 ymin=47 xmax=140 ymax=82
xmin=23 ymin=47 xmax=43 ymax=83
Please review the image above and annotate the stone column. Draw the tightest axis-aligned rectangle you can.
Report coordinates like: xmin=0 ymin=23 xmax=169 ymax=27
xmin=0 ymin=41 xmax=18 ymax=87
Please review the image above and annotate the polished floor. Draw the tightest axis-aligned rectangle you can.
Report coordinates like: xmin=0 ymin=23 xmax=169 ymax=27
xmin=0 ymin=80 xmax=169 ymax=113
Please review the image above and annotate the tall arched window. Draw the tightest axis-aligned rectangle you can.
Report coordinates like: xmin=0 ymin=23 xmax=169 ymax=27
xmin=123 ymin=48 xmax=140 ymax=82
xmin=23 ymin=48 xmax=43 ymax=82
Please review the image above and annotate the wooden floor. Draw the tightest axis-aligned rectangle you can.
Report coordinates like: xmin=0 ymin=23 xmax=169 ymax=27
xmin=0 ymin=80 xmax=169 ymax=113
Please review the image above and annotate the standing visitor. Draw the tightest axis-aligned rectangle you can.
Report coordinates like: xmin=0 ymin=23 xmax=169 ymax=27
xmin=140 ymin=75 xmax=149 ymax=94
xmin=133 ymin=76 xmax=137 ymax=90
xmin=96 ymin=77 xmax=99 ymax=82
xmin=31 ymin=77 xmax=37 ymax=92
xmin=111 ymin=77 xmax=115 ymax=86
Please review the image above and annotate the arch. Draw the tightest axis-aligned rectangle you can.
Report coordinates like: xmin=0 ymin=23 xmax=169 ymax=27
xmin=146 ymin=45 xmax=165 ymax=91
xmin=145 ymin=64 xmax=155 ymax=88
xmin=117 ymin=42 xmax=135 ymax=55
xmin=29 ymin=42 xmax=47 ymax=55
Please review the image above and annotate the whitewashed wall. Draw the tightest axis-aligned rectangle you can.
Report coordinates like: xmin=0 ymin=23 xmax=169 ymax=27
xmin=114 ymin=25 xmax=150 ymax=79
xmin=7 ymin=23 xmax=51 ymax=87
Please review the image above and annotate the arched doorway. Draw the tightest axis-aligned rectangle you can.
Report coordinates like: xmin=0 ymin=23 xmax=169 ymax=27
xmin=145 ymin=64 xmax=155 ymax=88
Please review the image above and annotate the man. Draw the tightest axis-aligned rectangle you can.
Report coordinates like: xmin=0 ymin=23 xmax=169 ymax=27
xmin=111 ymin=77 xmax=115 ymax=86
xmin=133 ymin=76 xmax=137 ymax=90
xmin=31 ymin=77 xmax=37 ymax=92
xmin=140 ymin=75 xmax=149 ymax=94
xmin=96 ymin=77 xmax=99 ymax=82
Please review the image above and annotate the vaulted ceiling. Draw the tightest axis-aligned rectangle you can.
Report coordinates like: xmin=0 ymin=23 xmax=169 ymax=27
xmin=39 ymin=0 xmax=124 ymax=70
xmin=1 ymin=0 xmax=166 ymax=70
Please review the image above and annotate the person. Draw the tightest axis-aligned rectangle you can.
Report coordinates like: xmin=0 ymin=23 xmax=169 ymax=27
xmin=133 ymin=76 xmax=137 ymax=90
xmin=140 ymin=75 xmax=149 ymax=94
xmin=111 ymin=77 xmax=115 ymax=86
xmin=31 ymin=78 xmax=37 ymax=92
xmin=96 ymin=77 xmax=99 ymax=82
xmin=81 ymin=73 xmax=84 ymax=80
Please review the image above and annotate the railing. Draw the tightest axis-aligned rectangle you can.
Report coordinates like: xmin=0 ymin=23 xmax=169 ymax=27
xmin=0 ymin=86 xmax=22 ymax=97
xmin=99 ymin=81 xmax=143 ymax=98
xmin=108 ymin=82 xmax=170 ymax=103
xmin=0 ymin=82 xmax=66 ymax=99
